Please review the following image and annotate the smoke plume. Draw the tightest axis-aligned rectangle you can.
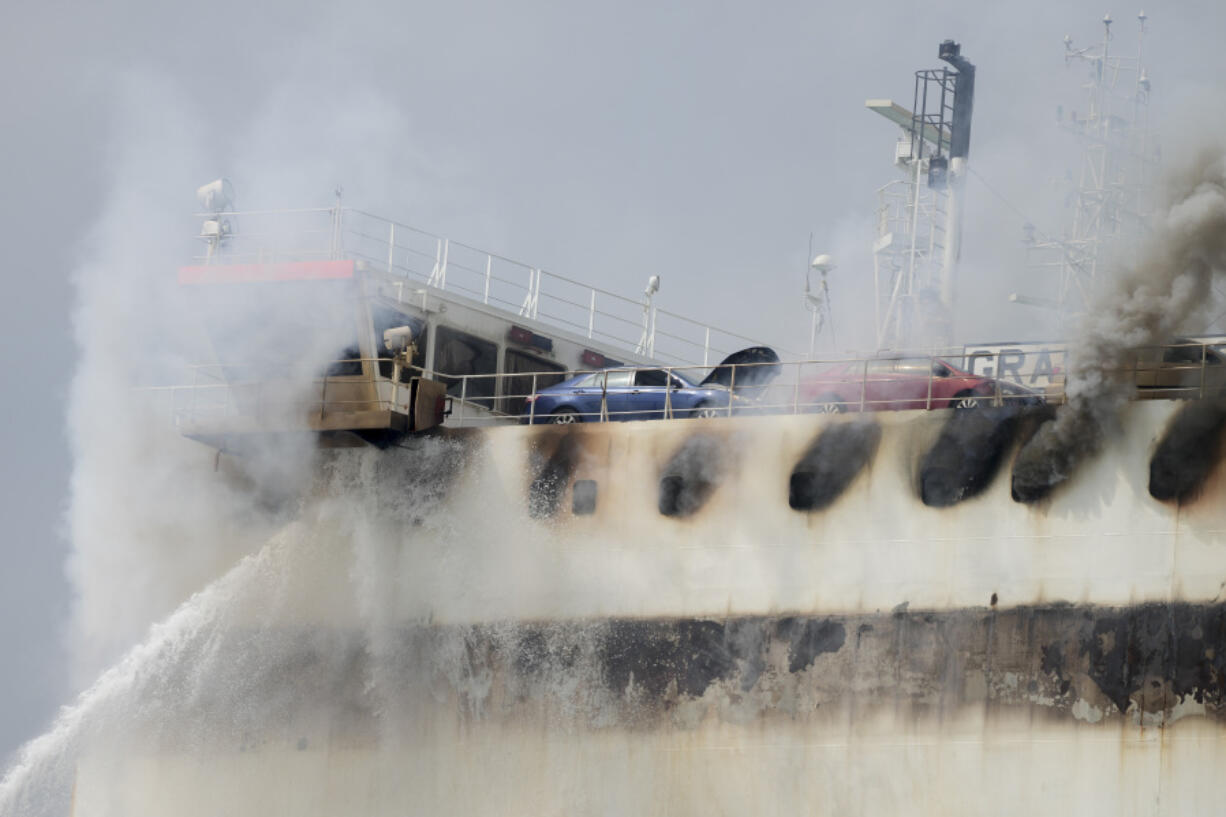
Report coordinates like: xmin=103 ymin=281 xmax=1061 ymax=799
xmin=1013 ymin=144 xmax=1226 ymax=502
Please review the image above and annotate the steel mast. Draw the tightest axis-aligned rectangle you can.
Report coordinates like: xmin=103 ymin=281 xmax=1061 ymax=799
xmin=1015 ymin=12 xmax=1155 ymax=322
xmin=867 ymin=40 xmax=975 ymax=351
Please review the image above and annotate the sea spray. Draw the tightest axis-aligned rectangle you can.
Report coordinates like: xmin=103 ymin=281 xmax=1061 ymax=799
xmin=0 ymin=443 xmax=470 ymax=817
xmin=0 ymin=517 xmax=308 ymax=817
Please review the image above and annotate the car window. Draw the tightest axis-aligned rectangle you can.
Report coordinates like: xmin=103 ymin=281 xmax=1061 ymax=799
xmin=867 ymin=359 xmax=896 ymax=375
xmin=895 ymin=358 xmax=932 ymax=375
xmin=635 ymin=369 xmax=670 ymax=387
xmin=571 ymin=372 xmax=602 ymax=387
xmin=1163 ymin=345 xmax=1207 ymax=365
xmin=604 ymin=370 xmax=634 ymax=388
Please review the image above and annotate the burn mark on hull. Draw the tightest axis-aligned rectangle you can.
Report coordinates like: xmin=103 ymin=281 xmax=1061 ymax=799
xmin=602 ymin=619 xmax=741 ymax=697
xmin=528 ymin=430 xmax=582 ymax=518
xmin=777 ymin=617 xmax=847 ymax=672
xmin=136 ymin=603 xmax=1226 ymax=742
xmin=919 ymin=408 xmax=1022 ymax=507
xmin=658 ymin=434 xmax=725 ymax=517
xmin=789 ymin=420 xmax=881 ymax=511
xmin=514 ymin=604 xmax=1226 ymax=725
xmin=1148 ymin=399 xmax=1226 ymax=503
xmin=1007 ymin=405 xmax=1082 ymax=504
xmin=1081 ymin=605 xmax=1226 ymax=714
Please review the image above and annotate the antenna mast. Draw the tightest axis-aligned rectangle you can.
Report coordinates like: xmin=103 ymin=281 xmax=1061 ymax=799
xmin=866 ymin=40 xmax=976 ymax=351
xmin=1016 ymin=12 xmax=1156 ymax=322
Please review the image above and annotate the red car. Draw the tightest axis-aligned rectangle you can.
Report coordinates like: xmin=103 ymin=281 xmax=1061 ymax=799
xmin=798 ymin=355 xmax=1041 ymax=413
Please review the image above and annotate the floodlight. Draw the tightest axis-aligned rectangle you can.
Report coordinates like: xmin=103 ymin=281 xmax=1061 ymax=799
xmin=196 ymin=178 xmax=235 ymax=213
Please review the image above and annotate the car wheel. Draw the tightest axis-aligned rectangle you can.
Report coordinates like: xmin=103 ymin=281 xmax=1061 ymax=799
xmin=810 ymin=393 xmax=846 ymax=414
xmin=550 ymin=407 xmax=579 ymax=424
xmin=692 ymin=401 xmax=722 ymax=419
xmin=952 ymin=390 xmax=981 ymax=410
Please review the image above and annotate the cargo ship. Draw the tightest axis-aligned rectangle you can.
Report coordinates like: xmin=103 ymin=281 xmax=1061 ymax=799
xmin=14 ymin=22 xmax=1226 ymax=817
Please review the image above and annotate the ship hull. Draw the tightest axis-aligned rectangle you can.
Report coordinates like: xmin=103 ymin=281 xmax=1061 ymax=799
xmin=71 ymin=401 xmax=1226 ymax=815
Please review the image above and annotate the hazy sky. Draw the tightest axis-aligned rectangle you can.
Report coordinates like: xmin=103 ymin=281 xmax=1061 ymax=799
xmin=3 ymin=0 xmax=1225 ymax=764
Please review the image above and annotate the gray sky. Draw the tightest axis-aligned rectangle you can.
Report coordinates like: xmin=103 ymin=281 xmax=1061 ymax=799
xmin=3 ymin=0 xmax=1226 ymax=764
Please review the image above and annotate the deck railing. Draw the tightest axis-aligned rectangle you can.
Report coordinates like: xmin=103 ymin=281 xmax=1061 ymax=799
xmin=161 ymin=342 xmax=1226 ymax=431
xmin=191 ymin=207 xmax=775 ymax=366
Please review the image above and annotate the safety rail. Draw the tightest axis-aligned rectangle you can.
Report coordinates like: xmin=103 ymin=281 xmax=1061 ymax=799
xmin=163 ymin=342 xmax=1226 ymax=432
xmin=190 ymin=207 xmax=776 ymax=366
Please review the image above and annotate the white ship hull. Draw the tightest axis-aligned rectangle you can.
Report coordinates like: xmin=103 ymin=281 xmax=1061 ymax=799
xmin=62 ymin=400 xmax=1226 ymax=816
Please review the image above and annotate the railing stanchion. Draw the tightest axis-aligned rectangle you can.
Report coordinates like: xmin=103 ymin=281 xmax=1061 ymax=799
xmin=588 ymin=290 xmax=596 ymax=339
xmin=483 ymin=255 xmax=492 ymax=304
xmin=458 ymin=377 xmax=467 ymax=427
xmin=1201 ymin=343 xmax=1208 ymax=399
xmin=529 ymin=374 xmax=538 ymax=425
xmin=727 ymin=364 xmax=736 ymax=417
xmin=793 ymin=365 xmax=800 ymax=415
xmin=189 ymin=365 xmax=199 ymax=428
xmin=927 ymin=355 xmax=934 ymax=410
xmin=386 ymin=222 xmax=395 ymax=274
xmin=665 ymin=368 xmax=673 ymax=419
xmin=703 ymin=327 xmax=710 ymax=367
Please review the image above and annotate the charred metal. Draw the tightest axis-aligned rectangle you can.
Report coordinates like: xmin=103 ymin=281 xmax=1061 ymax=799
xmin=658 ymin=434 xmax=726 ymax=518
xmin=919 ymin=407 xmax=1024 ymax=507
xmin=129 ymin=603 xmax=1226 ymax=738
xmin=527 ymin=429 xmax=583 ymax=518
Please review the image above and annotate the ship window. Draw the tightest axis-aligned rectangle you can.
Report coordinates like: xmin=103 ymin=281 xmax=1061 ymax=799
xmin=434 ymin=326 xmax=498 ymax=408
xmin=371 ymin=304 xmax=428 ymax=381
xmin=573 ymin=480 xmax=598 ymax=515
xmin=502 ymin=350 xmax=566 ymax=416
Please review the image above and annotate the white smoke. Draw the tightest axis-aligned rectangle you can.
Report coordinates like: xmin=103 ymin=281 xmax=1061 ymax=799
xmin=60 ymin=56 xmax=452 ymax=683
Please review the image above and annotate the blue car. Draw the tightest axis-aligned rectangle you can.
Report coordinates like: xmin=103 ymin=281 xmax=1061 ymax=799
xmin=523 ymin=347 xmax=781 ymax=424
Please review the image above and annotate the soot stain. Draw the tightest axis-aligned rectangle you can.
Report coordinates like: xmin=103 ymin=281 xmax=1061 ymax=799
xmin=919 ymin=407 xmax=1023 ymax=507
xmin=658 ymin=433 xmax=726 ymax=518
xmin=776 ymin=618 xmax=848 ymax=673
xmin=601 ymin=619 xmax=739 ymax=698
xmin=1008 ymin=404 xmax=1084 ymax=504
xmin=789 ymin=420 xmax=882 ymax=511
xmin=1077 ymin=604 xmax=1226 ymax=715
xmin=527 ymin=429 xmax=583 ymax=518
xmin=1148 ymin=399 xmax=1226 ymax=504
xmin=587 ymin=604 xmax=1226 ymax=718
xmin=178 ymin=605 xmax=1226 ymax=732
